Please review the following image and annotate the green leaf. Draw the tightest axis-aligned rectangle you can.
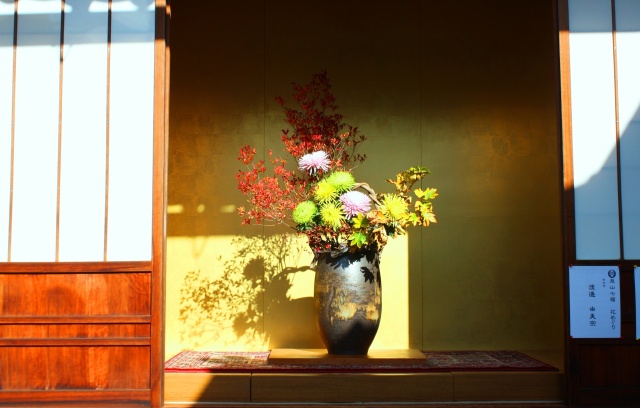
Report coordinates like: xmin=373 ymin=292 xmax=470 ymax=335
xmin=420 ymin=188 xmax=438 ymax=200
xmin=352 ymin=213 xmax=368 ymax=229
xmin=407 ymin=212 xmax=420 ymax=226
xmin=349 ymin=231 xmax=368 ymax=248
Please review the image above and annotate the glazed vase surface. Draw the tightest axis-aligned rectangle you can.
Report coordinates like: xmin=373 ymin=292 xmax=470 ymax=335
xmin=313 ymin=248 xmax=382 ymax=355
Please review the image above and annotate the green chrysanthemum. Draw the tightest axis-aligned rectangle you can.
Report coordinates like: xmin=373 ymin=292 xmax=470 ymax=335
xmin=292 ymin=201 xmax=317 ymax=224
xmin=326 ymin=171 xmax=355 ymax=193
xmin=320 ymin=202 xmax=345 ymax=230
xmin=314 ymin=179 xmax=339 ymax=203
xmin=379 ymin=194 xmax=408 ymax=221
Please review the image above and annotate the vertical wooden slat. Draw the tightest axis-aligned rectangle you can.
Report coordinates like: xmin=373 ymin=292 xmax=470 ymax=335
xmin=610 ymin=0 xmax=626 ymax=259
xmin=557 ymin=0 xmax=575 ymax=405
xmin=55 ymin=0 xmax=65 ymax=261
xmin=104 ymin=0 xmax=112 ymax=261
xmin=6 ymin=0 xmax=18 ymax=261
xmin=558 ymin=0 xmax=574 ymax=252
xmin=151 ymin=1 xmax=169 ymax=405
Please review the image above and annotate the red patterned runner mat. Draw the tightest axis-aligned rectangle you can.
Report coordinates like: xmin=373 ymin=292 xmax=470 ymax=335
xmin=165 ymin=350 xmax=558 ymax=373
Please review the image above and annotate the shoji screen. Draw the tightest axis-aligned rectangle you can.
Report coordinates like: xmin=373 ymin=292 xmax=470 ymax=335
xmin=568 ymin=0 xmax=640 ymax=260
xmin=0 ymin=3 xmax=12 ymax=260
xmin=0 ymin=0 xmax=154 ymax=262
xmin=616 ymin=0 xmax=640 ymax=260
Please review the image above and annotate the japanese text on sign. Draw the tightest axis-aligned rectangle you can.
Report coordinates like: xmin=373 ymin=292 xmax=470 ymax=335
xmin=569 ymin=265 xmax=620 ymax=338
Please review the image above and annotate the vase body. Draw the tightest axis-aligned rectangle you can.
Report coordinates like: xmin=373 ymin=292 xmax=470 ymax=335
xmin=313 ymin=248 xmax=381 ymax=355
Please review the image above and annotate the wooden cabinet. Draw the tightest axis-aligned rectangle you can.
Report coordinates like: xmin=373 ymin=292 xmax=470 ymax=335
xmin=0 ymin=262 xmax=162 ymax=406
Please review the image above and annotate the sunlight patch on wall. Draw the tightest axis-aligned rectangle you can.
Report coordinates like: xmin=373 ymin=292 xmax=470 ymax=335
xmin=167 ymin=204 xmax=184 ymax=215
xmin=370 ymin=236 xmax=410 ymax=350
xmin=286 ymin=270 xmax=314 ymax=300
xmin=165 ymin=234 xmax=315 ymax=356
xmin=165 ymin=233 xmax=411 ymax=356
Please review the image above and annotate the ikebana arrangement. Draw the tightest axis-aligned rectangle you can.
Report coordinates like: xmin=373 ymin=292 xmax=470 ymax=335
xmin=236 ymin=70 xmax=438 ymax=355
xmin=236 ymin=71 xmax=437 ymax=255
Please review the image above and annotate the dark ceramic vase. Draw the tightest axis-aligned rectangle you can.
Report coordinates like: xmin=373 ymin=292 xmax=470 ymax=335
xmin=313 ymin=248 xmax=382 ymax=355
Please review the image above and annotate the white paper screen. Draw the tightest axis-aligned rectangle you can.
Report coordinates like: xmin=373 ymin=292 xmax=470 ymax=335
xmin=11 ymin=0 xmax=62 ymax=261
xmin=3 ymin=1 xmax=155 ymax=262
xmin=106 ymin=4 xmax=154 ymax=261
xmin=616 ymin=0 xmax=640 ymax=260
xmin=568 ymin=0 xmax=621 ymax=260
xmin=0 ymin=3 xmax=14 ymax=261
xmin=58 ymin=4 xmax=109 ymax=261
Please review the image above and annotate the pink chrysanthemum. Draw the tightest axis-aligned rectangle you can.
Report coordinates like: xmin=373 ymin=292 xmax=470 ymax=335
xmin=299 ymin=151 xmax=330 ymax=174
xmin=339 ymin=191 xmax=371 ymax=218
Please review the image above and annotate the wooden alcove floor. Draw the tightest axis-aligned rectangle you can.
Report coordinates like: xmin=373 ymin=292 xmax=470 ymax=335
xmin=164 ymin=350 xmax=565 ymax=407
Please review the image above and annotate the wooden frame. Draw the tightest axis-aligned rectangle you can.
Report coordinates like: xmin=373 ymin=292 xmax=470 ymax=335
xmin=151 ymin=0 xmax=170 ymax=406
xmin=0 ymin=1 xmax=169 ymax=405
xmin=557 ymin=1 xmax=640 ymax=405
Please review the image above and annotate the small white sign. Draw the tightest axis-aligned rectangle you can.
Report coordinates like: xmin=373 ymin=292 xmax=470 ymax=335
xmin=569 ymin=265 xmax=621 ymax=338
xmin=636 ymin=266 xmax=640 ymax=340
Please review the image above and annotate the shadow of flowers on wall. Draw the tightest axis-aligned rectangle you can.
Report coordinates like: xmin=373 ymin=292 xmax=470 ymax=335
xmin=178 ymin=233 xmax=323 ymax=350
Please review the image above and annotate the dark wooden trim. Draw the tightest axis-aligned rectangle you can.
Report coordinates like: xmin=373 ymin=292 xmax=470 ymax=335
xmin=0 ymin=390 xmax=150 ymax=405
xmin=151 ymin=1 xmax=169 ymax=406
xmin=610 ymin=0 xmax=626 ymax=259
xmin=557 ymin=0 xmax=575 ymax=263
xmin=555 ymin=0 xmax=573 ymax=405
xmin=0 ymin=316 xmax=151 ymax=324
xmin=0 ymin=260 xmax=151 ymax=273
xmin=0 ymin=338 xmax=151 ymax=346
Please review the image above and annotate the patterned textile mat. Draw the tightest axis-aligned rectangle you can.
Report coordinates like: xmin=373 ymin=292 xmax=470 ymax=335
xmin=165 ymin=350 xmax=558 ymax=373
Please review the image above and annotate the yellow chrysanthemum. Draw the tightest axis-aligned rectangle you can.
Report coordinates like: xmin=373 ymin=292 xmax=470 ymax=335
xmin=379 ymin=194 xmax=408 ymax=221
xmin=314 ymin=179 xmax=338 ymax=203
xmin=320 ymin=202 xmax=345 ymax=230
xmin=326 ymin=171 xmax=355 ymax=193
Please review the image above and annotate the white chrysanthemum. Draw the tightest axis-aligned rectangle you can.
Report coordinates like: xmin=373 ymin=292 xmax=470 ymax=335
xmin=298 ymin=150 xmax=330 ymax=174
xmin=340 ymin=191 xmax=371 ymax=218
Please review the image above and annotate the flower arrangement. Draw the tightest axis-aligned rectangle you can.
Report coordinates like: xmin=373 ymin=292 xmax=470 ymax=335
xmin=236 ymin=71 xmax=438 ymax=254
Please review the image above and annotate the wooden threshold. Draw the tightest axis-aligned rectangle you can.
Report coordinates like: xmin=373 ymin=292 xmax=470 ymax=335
xmin=164 ymin=373 xmax=251 ymax=403
xmin=251 ymin=372 xmax=453 ymax=403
